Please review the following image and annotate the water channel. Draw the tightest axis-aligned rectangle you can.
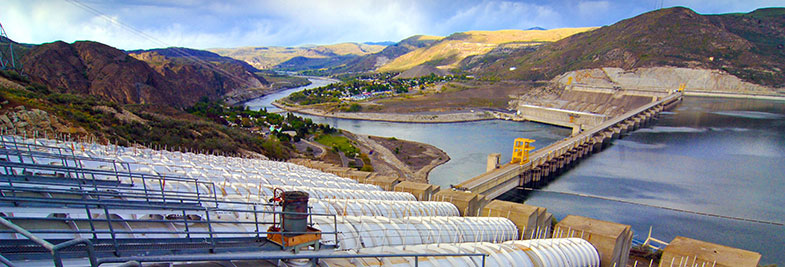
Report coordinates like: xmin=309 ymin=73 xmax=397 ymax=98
xmin=246 ymin=78 xmax=785 ymax=264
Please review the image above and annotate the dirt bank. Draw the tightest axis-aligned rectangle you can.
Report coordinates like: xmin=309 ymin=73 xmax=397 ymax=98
xmin=342 ymin=131 xmax=449 ymax=183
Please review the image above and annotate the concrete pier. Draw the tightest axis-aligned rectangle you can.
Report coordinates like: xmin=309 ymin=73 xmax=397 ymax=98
xmin=456 ymin=93 xmax=682 ymax=199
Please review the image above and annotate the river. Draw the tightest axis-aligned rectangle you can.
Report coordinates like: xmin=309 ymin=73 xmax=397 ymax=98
xmin=245 ymin=77 xmax=571 ymax=186
xmin=246 ymin=78 xmax=784 ymax=264
xmin=244 ymin=76 xmax=338 ymax=113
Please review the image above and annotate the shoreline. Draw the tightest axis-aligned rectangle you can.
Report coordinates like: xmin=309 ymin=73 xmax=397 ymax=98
xmin=273 ymin=90 xmax=785 ymax=125
xmin=234 ymin=76 xmax=339 ymax=106
xmin=273 ymin=102 xmax=498 ymax=123
xmin=342 ymin=132 xmax=450 ymax=183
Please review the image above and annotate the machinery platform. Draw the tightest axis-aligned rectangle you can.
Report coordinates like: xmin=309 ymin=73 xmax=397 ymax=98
xmin=267 ymin=226 xmax=322 ymax=254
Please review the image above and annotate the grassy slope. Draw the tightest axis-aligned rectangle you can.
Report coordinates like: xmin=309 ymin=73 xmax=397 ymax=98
xmin=377 ymin=28 xmax=595 ymax=72
xmin=0 ymin=72 xmax=292 ymax=159
xmin=315 ymin=133 xmax=359 ymax=157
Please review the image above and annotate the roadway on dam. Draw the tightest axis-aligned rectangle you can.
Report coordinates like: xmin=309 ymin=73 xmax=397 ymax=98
xmin=456 ymin=93 xmax=683 ymax=199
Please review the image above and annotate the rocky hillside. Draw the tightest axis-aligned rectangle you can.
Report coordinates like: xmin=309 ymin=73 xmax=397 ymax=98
xmin=327 ymin=35 xmax=443 ymax=74
xmin=378 ymin=28 xmax=594 ymax=73
xmin=473 ymin=7 xmax=785 ymax=88
xmin=0 ymin=71 xmax=291 ymax=159
xmin=128 ymin=47 xmax=269 ymax=104
xmin=210 ymin=42 xmax=386 ymax=70
xmin=21 ymin=41 xmax=177 ymax=105
xmin=0 ymin=36 xmax=32 ymax=69
xmin=20 ymin=41 xmax=267 ymax=107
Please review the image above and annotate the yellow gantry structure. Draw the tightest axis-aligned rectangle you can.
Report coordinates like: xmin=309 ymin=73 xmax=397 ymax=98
xmin=511 ymin=138 xmax=536 ymax=165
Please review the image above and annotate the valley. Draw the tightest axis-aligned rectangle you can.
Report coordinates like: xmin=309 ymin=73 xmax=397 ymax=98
xmin=1 ymin=4 xmax=784 ymax=265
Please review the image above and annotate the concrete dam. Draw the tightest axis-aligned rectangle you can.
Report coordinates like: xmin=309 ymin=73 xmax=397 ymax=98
xmin=456 ymin=92 xmax=683 ymax=200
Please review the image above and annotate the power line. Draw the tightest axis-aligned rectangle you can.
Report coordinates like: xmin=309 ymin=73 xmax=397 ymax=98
xmin=0 ymin=22 xmax=17 ymax=70
xmin=65 ymin=0 xmax=261 ymax=89
xmin=521 ymin=188 xmax=785 ymax=227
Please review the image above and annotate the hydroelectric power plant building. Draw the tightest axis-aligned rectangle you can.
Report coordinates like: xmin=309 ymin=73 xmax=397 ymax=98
xmin=0 ymin=135 xmax=761 ymax=266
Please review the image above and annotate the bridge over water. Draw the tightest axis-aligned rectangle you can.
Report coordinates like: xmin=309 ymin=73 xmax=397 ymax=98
xmin=456 ymin=93 xmax=683 ymax=199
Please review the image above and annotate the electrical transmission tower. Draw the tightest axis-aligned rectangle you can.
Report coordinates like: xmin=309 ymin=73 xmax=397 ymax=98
xmin=0 ymin=22 xmax=17 ymax=70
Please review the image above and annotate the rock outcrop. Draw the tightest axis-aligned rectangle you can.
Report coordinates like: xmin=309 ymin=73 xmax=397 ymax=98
xmin=0 ymin=105 xmax=80 ymax=136
xmin=554 ymin=67 xmax=782 ymax=95
xmin=129 ymin=47 xmax=268 ymax=104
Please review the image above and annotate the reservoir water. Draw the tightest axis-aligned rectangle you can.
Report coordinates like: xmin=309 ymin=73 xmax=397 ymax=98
xmin=297 ymin=117 xmax=571 ymax=187
xmin=502 ymin=96 xmax=785 ymax=264
xmin=246 ymin=79 xmax=784 ymax=264
xmin=245 ymin=77 xmax=571 ymax=187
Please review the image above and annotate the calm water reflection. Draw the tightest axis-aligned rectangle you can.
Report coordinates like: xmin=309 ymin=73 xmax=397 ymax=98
xmin=301 ymin=117 xmax=571 ymax=187
xmin=502 ymin=96 xmax=785 ymax=264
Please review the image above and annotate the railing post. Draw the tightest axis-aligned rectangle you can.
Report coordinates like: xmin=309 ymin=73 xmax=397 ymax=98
xmin=158 ymin=175 xmax=166 ymax=205
xmin=308 ymin=206 xmax=313 ymax=227
xmin=112 ymin=160 xmax=121 ymax=184
xmin=253 ymin=205 xmax=260 ymax=239
xmin=52 ymin=238 xmax=97 ymax=267
xmin=141 ymin=174 xmax=151 ymax=205
xmin=204 ymin=207 xmax=216 ymax=251
xmin=182 ymin=209 xmax=191 ymax=239
xmin=84 ymin=205 xmax=98 ymax=240
xmin=212 ymin=183 xmax=218 ymax=208
xmin=195 ymin=181 xmax=202 ymax=205
xmin=102 ymin=205 xmax=120 ymax=256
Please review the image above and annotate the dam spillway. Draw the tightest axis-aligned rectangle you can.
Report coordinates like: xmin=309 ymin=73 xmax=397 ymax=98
xmin=456 ymin=92 xmax=683 ymax=200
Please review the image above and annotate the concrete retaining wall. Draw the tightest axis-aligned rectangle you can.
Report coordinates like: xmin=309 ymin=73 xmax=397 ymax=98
xmin=517 ymin=104 xmax=607 ymax=128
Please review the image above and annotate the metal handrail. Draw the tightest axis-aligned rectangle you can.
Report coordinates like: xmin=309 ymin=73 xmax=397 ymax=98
xmin=0 ymin=137 xmax=132 ymax=180
xmin=0 ymin=254 xmax=16 ymax=267
xmin=0 ymin=186 xmax=199 ymax=207
xmin=0 ymin=195 xmax=339 ymax=257
xmin=0 ymin=176 xmax=211 ymax=205
xmin=0 ymin=216 xmax=97 ymax=267
xmin=98 ymin=251 xmax=488 ymax=267
xmin=0 ymin=160 xmax=221 ymax=207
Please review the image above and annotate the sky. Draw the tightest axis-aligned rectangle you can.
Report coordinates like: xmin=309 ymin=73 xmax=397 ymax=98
xmin=2 ymin=0 xmax=782 ymax=50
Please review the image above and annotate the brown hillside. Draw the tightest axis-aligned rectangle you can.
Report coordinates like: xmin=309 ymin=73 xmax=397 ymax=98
xmin=379 ymin=28 xmax=594 ymax=73
xmin=129 ymin=48 xmax=269 ymax=105
xmin=21 ymin=41 xmax=267 ymax=107
xmin=476 ymin=7 xmax=785 ymax=87
xmin=21 ymin=41 xmax=177 ymax=105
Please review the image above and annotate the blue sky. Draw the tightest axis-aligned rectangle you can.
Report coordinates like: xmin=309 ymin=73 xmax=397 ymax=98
xmin=2 ymin=0 xmax=782 ymax=50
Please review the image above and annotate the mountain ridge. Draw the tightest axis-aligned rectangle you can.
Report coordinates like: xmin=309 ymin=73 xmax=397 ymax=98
xmin=210 ymin=42 xmax=386 ymax=70
xmin=471 ymin=7 xmax=785 ymax=88
xmin=377 ymin=27 xmax=595 ymax=72
xmin=20 ymin=41 xmax=269 ymax=107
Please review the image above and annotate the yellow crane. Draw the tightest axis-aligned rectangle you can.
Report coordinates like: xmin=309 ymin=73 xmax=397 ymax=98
xmin=511 ymin=138 xmax=535 ymax=165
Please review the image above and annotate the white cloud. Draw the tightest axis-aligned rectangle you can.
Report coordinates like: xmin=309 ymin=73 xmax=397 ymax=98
xmin=1 ymin=0 xmax=782 ymax=50
xmin=577 ymin=1 xmax=611 ymax=18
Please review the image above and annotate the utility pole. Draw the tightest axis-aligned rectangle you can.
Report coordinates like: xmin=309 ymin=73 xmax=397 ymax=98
xmin=0 ymin=21 xmax=18 ymax=70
